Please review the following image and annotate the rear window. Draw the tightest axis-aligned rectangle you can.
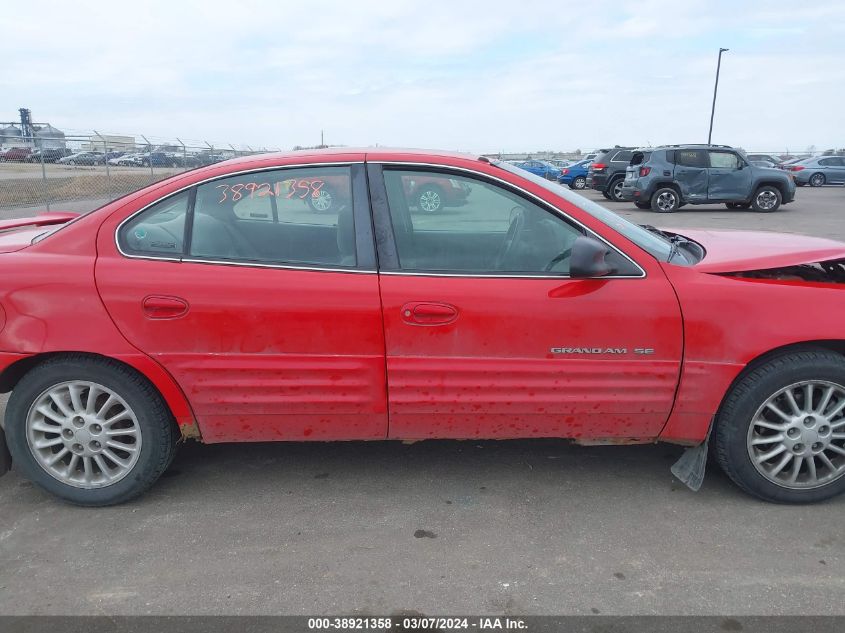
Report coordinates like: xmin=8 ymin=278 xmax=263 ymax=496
xmin=610 ymin=150 xmax=633 ymax=162
xmin=630 ymin=151 xmax=652 ymax=166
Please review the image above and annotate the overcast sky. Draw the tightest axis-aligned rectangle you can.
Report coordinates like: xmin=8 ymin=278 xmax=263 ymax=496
xmin=2 ymin=0 xmax=843 ymax=153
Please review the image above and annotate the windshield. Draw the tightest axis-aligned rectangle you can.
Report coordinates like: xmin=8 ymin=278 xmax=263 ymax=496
xmin=495 ymin=160 xmax=673 ymax=261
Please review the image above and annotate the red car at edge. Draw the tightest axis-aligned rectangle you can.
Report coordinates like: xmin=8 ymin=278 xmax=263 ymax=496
xmin=0 ymin=148 xmax=844 ymax=505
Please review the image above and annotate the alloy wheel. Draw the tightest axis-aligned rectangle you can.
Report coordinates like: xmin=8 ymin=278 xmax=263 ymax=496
xmin=311 ymin=189 xmax=333 ymax=211
xmin=747 ymin=381 xmax=845 ymax=489
xmin=755 ymin=190 xmax=778 ymax=210
xmin=26 ymin=381 xmax=142 ymax=489
xmin=419 ymin=190 xmax=442 ymax=212
xmin=656 ymin=191 xmax=677 ymax=211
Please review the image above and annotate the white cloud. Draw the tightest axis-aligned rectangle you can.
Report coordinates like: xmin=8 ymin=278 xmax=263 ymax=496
xmin=1 ymin=0 xmax=842 ymax=152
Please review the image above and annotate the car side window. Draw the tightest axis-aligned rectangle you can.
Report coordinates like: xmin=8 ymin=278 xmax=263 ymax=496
xmin=612 ymin=151 xmax=633 ymax=162
xmin=676 ymin=150 xmax=708 ymax=168
xmin=819 ymin=158 xmax=836 ymax=166
xmin=382 ymin=169 xmax=589 ymax=275
xmin=189 ymin=166 xmax=357 ymax=268
xmin=118 ymin=191 xmax=189 ymax=257
xmin=709 ymin=152 xmax=740 ymax=169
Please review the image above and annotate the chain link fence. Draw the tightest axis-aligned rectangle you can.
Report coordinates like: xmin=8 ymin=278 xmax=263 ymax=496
xmin=0 ymin=131 xmax=282 ymax=219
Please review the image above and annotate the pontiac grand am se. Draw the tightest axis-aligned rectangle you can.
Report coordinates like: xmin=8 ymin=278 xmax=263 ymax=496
xmin=0 ymin=149 xmax=844 ymax=506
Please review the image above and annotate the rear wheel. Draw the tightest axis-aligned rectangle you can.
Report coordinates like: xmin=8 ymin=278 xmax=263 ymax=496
xmin=809 ymin=173 xmax=826 ymax=187
xmin=651 ymin=187 xmax=679 ymax=213
xmin=5 ymin=356 xmax=179 ymax=506
xmin=714 ymin=350 xmax=845 ymax=503
xmin=751 ymin=186 xmax=781 ymax=212
xmin=570 ymin=176 xmax=586 ymax=190
xmin=608 ymin=178 xmax=625 ymax=202
xmin=416 ymin=186 xmax=443 ymax=212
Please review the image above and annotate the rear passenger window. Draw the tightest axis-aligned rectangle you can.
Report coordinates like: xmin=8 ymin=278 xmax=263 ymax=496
xmin=709 ymin=152 xmax=740 ymax=169
xmin=612 ymin=151 xmax=633 ymax=162
xmin=189 ymin=167 xmax=357 ymax=268
xmin=676 ymin=150 xmax=708 ymax=168
xmin=118 ymin=191 xmax=189 ymax=257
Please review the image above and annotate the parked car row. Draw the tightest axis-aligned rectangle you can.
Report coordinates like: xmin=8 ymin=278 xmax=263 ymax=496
xmin=0 ymin=146 xmax=229 ymax=168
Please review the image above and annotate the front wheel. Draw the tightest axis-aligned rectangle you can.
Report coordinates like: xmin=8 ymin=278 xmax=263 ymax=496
xmin=5 ymin=356 xmax=179 ymax=506
xmin=570 ymin=176 xmax=586 ymax=190
xmin=713 ymin=350 xmax=845 ymax=503
xmin=751 ymin=186 xmax=781 ymax=212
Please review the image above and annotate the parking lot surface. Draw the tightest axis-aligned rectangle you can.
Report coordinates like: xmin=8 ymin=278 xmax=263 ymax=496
xmin=1 ymin=185 xmax=844 ymax=616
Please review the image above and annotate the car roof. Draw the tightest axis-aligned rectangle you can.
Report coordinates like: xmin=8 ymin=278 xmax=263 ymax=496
xmin=218 ymin=147 xmax=483 ymax=169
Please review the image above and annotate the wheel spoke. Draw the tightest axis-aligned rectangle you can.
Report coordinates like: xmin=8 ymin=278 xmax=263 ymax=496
xmin=784 ymin=389 xmax=801 ymax=415
xmin=105 ymin=427 xmax=137 ymax=437
xmin=825 ymin=398 xmax=845 ymax=420
xmin=65 ymin=454 xmax=80 ymax=478
xmin=826 ymin=445 xmax=845 ymax=456
xmin=769 ymin=452 xmax=793 ymax=477
xmin=756 ymin=444 xmax=787 ymax=463
xmin=105 ymin=410 xmax=131 ymax=426
xmin=806 ymin=456 xmax=818 ymax=482
xmin=751 ymin=434 xmax=783 ymax=445
xmin=787 ymin=456 xmax=803 ymax=484
xmin=86 ymin=385 xmax=102 ymax=414
xmin=68 ymin=384 xmax=84 ymax=413
xmin=764 ymin=403 xmax=791 ymax=422
xmin=47 ymin=447 xmax=69 ymax=466
xmin=106 ymin=440 xmax=138 ymax=453
xmin=32 ymin=436 xmax=64 ymax=449
xmin=83 ymin=456 xmax=94 ymax=484
xmin=817 ymin=386 xmax=834 ymax=415
xmin=93 ymin=454 xmax=114 ymax=481
xmin=94 ymin=395 xmax=116 ymax=420
xmin=103 ymin=448 xmax=130 ymax=469
xmin=30 ymin=418 xmax=62 ymax=433
xmin=819 ymin=453 xmax=837 ymax=473
xmin=48 ymin=393 xmax=72 ymax=417
xmin=754 ymin=418 xmax=786 ymax=431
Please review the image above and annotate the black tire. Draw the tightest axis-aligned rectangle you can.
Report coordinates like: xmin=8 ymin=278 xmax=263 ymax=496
xmin=713 ymin=350 xmax=845 ymax=504
xmin=650 ymin=187 xmax=680 ymax=213
xmin=601 ymin=190 xmax=611 ymax=200
xmin=809 ymin=173 xmax=825 ymax=187
xmin=634 ymin=201 xmax=651 ymax=209
xmin=607 ymin=177 xmax=625 ymax=202
xmin=751 ymin=185 xmax=782 ymax=212
xmin=5 ymin=355 xmax=179 ymax=506
xmin=725 ymin=202 xmax=750 ymax=209
xmin=570 ymin=176 xmax=586 ymax=190
xmin=416 ymin=186 xmax=444 ymax=213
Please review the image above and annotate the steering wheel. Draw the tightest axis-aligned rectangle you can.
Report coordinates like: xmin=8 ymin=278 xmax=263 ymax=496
xmin=544 ymin=248 xmax=573 ymax=272
xmin=494 ymin=206 xmax=525 ymax=270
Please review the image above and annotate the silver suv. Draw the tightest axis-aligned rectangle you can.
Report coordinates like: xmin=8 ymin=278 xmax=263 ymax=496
xmin=620 ymin=144 xmax=797 ymax=213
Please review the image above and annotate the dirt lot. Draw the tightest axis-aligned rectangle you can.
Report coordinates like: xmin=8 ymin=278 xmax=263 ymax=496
xmin=0 ymin=185 xmax=844 ymax=616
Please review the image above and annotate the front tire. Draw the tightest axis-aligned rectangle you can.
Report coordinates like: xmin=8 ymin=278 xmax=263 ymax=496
xmin=751 ymin=186 xmax=781 ymax=212
xmin=570 ymin=176 xmax=586 ymax=190
xmin=713 ymin=350 xmax=845 ymax=503
xmin=5 ymin=355 xmax=179 ymax=506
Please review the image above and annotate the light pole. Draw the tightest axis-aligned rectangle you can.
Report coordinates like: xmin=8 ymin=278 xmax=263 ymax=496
xmin=707 ymin=47 xmax=729 ymax=145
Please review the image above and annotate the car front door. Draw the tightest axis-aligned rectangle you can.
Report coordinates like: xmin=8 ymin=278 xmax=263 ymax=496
xmin=827 ymin=157 xmax=845 ymax=183
xmin=673 ymin=149 xmax=709 ymax=201
xmin=95 ymin=161 xmax=388 ymax=443
xmin=707 ymin=150 xmax=752 ymax=201
xmin=369 ymin=164 xmax=683 ymax=441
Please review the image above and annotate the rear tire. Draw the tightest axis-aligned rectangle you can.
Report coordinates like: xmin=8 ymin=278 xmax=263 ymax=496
xmin=570 ymin=176 xmax=586 ymax=190
xmin=651 ymin=187 xmax=680 ymax=213
xmin=751 ymin=186 xmax=781 ymax=212
xmin=607 ymin=178 xmax=625 ymax=202
xmin=809 ymin=173 xmax=826 ymax=187
xmin=713 ymin=350 xmax=845 ymax=503
xmin=5 ymin=355 xmax=179 ymax=506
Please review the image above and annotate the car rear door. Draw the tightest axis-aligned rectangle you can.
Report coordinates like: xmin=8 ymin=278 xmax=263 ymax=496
xmin=707 ymin=150 xmax=751 ymax=201
xmin=95 ymin=160 xmax=388 ymax=443
xmin=369 ymin=163 xmax=683 ymax=441
xmin=673 ymin=149 xmax=709 ymax=201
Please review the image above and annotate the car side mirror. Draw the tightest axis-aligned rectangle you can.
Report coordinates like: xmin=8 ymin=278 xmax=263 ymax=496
xmin=737 ymin=161 xmax=745 ymax=170
xmin=569 ymin=235 xmax=613 ymax=278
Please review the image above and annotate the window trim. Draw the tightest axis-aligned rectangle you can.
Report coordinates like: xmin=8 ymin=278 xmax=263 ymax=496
xmin=368 ymin=162 xmax=646 ymax=279
xmin=114 ymin=161 xmax=375 ymax=273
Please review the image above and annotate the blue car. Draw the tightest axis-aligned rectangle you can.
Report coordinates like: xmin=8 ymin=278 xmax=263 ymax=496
xmin=513 ymin=159 xmax=561 ymax=181
xmin=557 ymin=159 xmax=592 ymax=190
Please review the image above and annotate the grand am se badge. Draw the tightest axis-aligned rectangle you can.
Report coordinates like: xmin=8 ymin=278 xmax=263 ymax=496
xmin=550 ymin=347 xmax=656 ymax=355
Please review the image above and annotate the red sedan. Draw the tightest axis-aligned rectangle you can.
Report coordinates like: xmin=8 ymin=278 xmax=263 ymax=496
xmin=1 ymin=148 xmax=844 ymax=505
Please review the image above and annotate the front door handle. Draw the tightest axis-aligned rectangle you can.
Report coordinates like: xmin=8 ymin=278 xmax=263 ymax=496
xmin=143 ymin=295 xmax=189 ymax=319
xmin=401 ymin=302 xmax=459 ymax=326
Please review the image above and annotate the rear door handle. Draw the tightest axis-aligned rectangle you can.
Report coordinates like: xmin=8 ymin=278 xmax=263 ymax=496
xmin=143 ymin=295 xmax=189 ymax=319
xmin=401 ymin=302 xmax=459 ymax=326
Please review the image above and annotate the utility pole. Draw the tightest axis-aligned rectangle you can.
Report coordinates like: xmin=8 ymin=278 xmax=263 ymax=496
xmin=707 ymin=48 xmax=729 ymax=145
